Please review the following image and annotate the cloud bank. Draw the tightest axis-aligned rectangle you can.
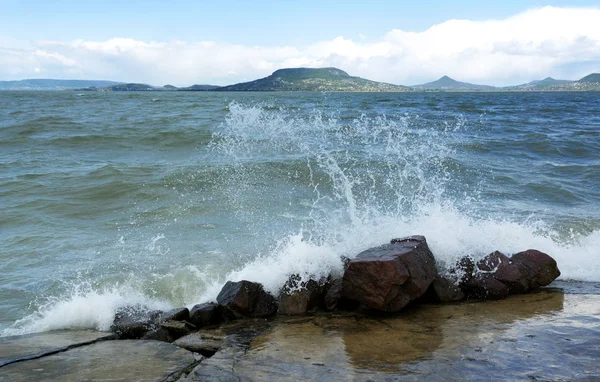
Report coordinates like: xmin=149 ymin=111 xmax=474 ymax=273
xmin=1 ymin=6 xmax=599 ymax=86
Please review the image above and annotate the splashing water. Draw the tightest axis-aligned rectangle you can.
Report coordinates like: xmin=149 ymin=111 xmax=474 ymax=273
xmin=2 ymin=94 xmax=599 ymax=336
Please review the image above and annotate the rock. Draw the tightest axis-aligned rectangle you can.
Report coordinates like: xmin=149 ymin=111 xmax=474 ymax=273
xmin=189 ymin=302 xmax=222 ymax=327
xmin=477 ymin=251 xmax=529 ymax=294
xmin=159 ymin=320 xmax=196 ymax=340
xmin=159 ymin=307 xmax=190 ymax=323
xmin=278 ymin=275 xmax=327 ymax=315
xmin=324 ymin=278 xmax=343 ymax=311
xmin=174 ymin=332 xmax=225 ymax=357
xmin=341 ymin=235 xmax=437 ymax=312
xmin=217 ymin=280 xmax=278 ymax=318
xmin=462 ymin=274 xmax=510 ymax=300
xmin=426 ymin=275 xmax=465 ymax=302
xmin=110 ymin=305 xmax=161 ymax=339
xmin=511 ymin=250 xmax=561 ymax=289
xmin=142 ymin=327 xmax=174 ymax=343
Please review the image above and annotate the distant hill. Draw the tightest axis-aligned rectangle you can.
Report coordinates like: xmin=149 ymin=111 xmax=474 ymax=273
xmin=413 ymin=75 xmax=495 ymax=90
xmin=217 ymin=67 xmax=411 ymax=92
xmin=505 ymin=77 xmax=573 ymax=91
xmin=0 ymin=79 xmax=122 ymax=90
xmin=179 ymin=84 xmax=220 ymax=91
xmin=578 ymin=73 xmax=600 ymax=83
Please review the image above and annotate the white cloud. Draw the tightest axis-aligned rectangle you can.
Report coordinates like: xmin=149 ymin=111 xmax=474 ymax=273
xmin=1 ymin=6 xmax=599 ymax=86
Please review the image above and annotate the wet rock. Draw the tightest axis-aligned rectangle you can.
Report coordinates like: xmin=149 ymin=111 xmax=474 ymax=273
xmin=217 ymin=280 xmax=278 ymax=319
xmin=426 ymin=275 xmax=465 ymax=302
xmin=189 ymin=302 xmax=222 ymax=327
xmin=341 ymin=235 xmax=437 ymax=312
xmin=511 ymin=250 xmax=561 ymax=289
xmin=278 ymin=275 xmax=327 ymax=315
xmin=324 ymin=278 xmax=343 ymax=311
xmin=174 ymin=332 xmax=225 ymax=357
xmin=142 ymin=327 xmax=174 ymax=343
xmin=110 ymin=305 xmax=161 ymax=339
xmin=159 ymin=307 xmax=189 ymax=323
xmin=477 ymin=251 xmax=529 ymax=294
xmin=159 ymin=320 xmax=196 ymax=340
xmin=462 ymin=274 xmax=510 ymax=300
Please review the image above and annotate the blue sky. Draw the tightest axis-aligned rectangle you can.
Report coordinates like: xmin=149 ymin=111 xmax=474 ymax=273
xmin=1 ymin=1 xmax=599 ymax=85
xmin=2 ymin=0 xmax=599 ymax=44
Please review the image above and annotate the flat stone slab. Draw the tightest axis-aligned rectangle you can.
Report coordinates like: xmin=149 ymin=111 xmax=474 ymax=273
xmin=0 ymin=330 xmax=114 ymax=367
xmin=0 ymin=340 xmax=195 ymax=382
xmin=185 ymin=290 xmax=600 ymax=381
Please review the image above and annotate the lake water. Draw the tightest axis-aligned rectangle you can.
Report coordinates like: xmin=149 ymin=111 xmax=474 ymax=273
xmin=1 ymin=91 xmax=599 ymax=335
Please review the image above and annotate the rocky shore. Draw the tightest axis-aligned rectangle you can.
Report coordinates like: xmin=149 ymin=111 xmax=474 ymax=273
xmin=3 ymin=235 xmax=593 ymax=381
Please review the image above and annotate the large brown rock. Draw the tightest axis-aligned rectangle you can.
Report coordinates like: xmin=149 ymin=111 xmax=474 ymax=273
xmin=462 ymin=274 xmax=510 ymax=300
xmin=340 ymin=235 xmax=437 ymax=312
xmin=217 ymin=280 xmax=278 ymax=319
xmin=511 ymin=249 xmax=561 ymax=289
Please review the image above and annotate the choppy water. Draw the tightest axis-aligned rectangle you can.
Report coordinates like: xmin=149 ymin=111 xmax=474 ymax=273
xmin=1 ymin=91 xmax=599 ymax=336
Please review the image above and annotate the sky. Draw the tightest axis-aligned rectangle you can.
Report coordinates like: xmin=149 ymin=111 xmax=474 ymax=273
xmin=1 ymin=0 xmax=599 ymax=86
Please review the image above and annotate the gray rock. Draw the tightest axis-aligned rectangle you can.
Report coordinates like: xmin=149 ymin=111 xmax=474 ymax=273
xmin=0 ymin=330 xmax=115 ymax=367
xmin=0 ymin=340 xmax=196 ymax=382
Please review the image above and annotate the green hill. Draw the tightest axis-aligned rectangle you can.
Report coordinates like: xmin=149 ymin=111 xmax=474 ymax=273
xmin=578 ymin=73 xmax=600 ymax=83
xmin=414 ymin=75 xmax=495 ymax=90
xmin=217 ymin=67 xmax=411 ymax=92
xmin=179 ymin=84 xmax=220 ymax=91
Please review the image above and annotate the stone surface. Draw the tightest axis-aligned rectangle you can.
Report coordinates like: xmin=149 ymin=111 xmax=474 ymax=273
xmin=511 ymin=249 xmax=561 ymax=289
xmin=278 ymin=276 xmax=327 ymax=315
xmin=0 ymin=330 xmax=114 ymax=367
xmin=184 ymin=291 xmax=599 ymax=381
xmin=426 ymin=275 xmax=465 ymax=302
xmin=189 ymin=303 xmax=221 ymax=327
xmin=341 ymin=236 xmax=437 ymax=311
xmin=173 ymin=331 xmax=225 ymax=356
xmin=0 ymin=340 xmax=196 ymax=382
xmin=217 ymin=280 xmax=277 ymax=318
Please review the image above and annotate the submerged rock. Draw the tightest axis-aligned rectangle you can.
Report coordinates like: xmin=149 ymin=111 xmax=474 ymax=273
xmin=217 ymin=280 xmax=278 ymax=318
xmin=341 ymin=235 xmax=437 ymax=312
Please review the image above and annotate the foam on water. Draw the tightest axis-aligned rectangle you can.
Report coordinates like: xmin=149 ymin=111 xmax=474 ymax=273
xmin=3 ymin=100 xmax=599 ymax=336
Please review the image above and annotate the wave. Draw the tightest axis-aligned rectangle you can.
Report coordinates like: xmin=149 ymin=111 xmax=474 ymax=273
xmin=2 ymin=99 xmax=599 ymax=336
